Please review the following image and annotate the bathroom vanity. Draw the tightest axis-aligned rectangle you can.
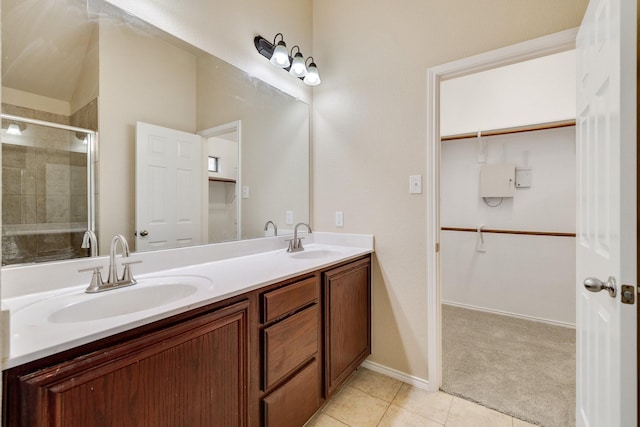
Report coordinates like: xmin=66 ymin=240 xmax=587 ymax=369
xmin=1 ymin=241 xmax=372 ymax=426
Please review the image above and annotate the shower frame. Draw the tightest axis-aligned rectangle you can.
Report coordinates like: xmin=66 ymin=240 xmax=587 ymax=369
xmin=1 ymin=113 xmax=98 ymax=257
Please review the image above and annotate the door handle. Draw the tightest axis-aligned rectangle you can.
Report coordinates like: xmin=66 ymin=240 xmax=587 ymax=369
xmin=583 ymin=276 xmax=617 ymax=298
xmin=138 ymin=230 xmax=149 ymax=237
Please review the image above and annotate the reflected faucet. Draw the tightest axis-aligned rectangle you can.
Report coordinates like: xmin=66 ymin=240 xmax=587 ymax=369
xmin=264 ymin=220 xmax=278 ymax=236
xmin=81 ymin=230 xmax=98 ymax=257
xmin=288 ymin=223 xmax=312 ymax=252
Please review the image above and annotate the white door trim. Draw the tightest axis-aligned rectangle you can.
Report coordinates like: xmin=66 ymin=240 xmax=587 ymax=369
xmin=425 ymin=28 xmax=578 ymax=391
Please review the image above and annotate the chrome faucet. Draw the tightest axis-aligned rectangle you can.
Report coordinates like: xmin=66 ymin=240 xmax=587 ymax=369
xmin=80 ymin=234 xmax=141 ymax=293
xmin=81 ymin=230 xmax=98 ymax=257
xmin=264 ymin=220 xmax=278 ymax=236
xmin=107 ymin=234 xmax=131 ymax=284
xmin=287 ymin=223 xmax=312 ymax=252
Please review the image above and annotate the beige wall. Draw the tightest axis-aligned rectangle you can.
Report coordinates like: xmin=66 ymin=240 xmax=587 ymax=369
xmin=104 ymin=0 xmax=313 ymax=104
xmin=98 ymin=20 xmax=197 ymax=253
xmin=312 ymin=0 xmax=589 ymax=380
xmin=70 ymin=25 xmax=99 ymax=115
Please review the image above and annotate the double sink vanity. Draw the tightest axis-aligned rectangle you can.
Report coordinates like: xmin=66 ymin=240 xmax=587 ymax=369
xmin=1 ymin=232 xmax=373 ymax=426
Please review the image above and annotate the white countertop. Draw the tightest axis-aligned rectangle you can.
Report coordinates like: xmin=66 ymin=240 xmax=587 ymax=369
xmin=2 ymin=235 xmax=373 ymax=369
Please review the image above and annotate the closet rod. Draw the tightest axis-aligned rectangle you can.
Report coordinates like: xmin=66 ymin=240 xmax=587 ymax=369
xmin=440 ymin=119 xmax=576 ymax=142
xmin=441 ymin=227 xmax=576 ymax=238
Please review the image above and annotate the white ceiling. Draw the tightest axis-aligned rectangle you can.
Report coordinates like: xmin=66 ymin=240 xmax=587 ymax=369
xmin=2 ymin=0 xmax=96 ymax=102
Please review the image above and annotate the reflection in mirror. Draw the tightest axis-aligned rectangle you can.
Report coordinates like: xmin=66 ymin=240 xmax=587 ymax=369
xmin=201 ymin=122 xmax=241 ymax=244
xmin=2 ymin=0 xmax=310 ymax=264
xmin=1 ymin=115 xmax=95 ymax=265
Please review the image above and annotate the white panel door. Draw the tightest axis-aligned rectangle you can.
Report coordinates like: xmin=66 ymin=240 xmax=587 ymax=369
xmin=136 ymin=122 xmax=203 ymax=251
xmin=576 ymin=0 xmax=637 ymax=426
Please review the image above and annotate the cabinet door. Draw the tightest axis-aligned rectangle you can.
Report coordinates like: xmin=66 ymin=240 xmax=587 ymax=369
xmin=17 ymin=301 xmax=249 ymax=427
xmin=324 ymin=257 xmax=371 ymax=397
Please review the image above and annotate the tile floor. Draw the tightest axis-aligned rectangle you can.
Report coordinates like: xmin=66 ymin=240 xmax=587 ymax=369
xmin=306 ymin=368 xmax=538 ymax=427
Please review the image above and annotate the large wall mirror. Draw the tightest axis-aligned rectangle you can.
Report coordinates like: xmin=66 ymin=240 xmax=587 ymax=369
xmin=1 ymin=0 xmax=310 ymax=265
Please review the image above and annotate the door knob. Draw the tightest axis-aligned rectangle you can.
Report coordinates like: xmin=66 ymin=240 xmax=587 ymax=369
xmin=139 ymin=230 xmax=149 ymax=237
xmin=583 ymin=276 xmax=617 ymax=298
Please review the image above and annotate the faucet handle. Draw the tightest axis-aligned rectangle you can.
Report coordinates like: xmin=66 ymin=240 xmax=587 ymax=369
xmin=296 ymin=237 xmax=305 ymax=250
xmin=121 ymin=260 xmax=142 ymax=283
xmin=78 ymin=265 xmax=103 ymax=273
xmin=79 ymin=266 xmax=104 ymax=293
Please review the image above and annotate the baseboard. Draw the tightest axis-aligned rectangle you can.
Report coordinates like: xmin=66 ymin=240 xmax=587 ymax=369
xmin=442 ymin=300 xmax=576 ymax=329
xmin=360 ymin=359 xmax=431 ymax=391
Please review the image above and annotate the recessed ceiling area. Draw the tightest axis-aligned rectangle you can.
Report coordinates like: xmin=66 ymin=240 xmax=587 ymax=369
xmin=2 ymin=0 xmax=95 ymax=102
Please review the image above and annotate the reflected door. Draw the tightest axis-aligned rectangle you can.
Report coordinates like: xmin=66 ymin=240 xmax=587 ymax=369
xmin=135 ymin=122 xmax=203 ymax=251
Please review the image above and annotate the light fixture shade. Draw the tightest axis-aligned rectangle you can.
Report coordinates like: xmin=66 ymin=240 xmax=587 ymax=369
xmin=303 ymin=62 xmax=321 ymax=86
xmin=289 ymin=52 xmax=307 ymax=77
xmin=7 ymin=123 xmax=21 ymax=135
xmin=270 ymin=41 xmax=290 ymax=68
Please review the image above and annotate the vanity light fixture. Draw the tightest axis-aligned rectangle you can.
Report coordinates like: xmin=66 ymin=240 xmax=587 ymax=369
xmin=254 ymin=34 xmax=321 ymax=85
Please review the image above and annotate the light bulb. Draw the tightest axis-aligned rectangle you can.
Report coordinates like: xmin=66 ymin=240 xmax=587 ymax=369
xmin=303 ymin=62 xmax=321 ymax=86
xmin=289 ymin=52 xmax=307 ymax=77
xmin=270 ymin=41 xmax=290 ymax=68
xmin=7 ymin=123 xmax=21 ymax=135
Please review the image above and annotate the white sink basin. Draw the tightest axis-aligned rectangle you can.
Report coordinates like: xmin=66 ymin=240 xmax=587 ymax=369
xmin=289 ymin=249 xmax=343 ymax=260
xmin=49 ymin=283 xmax=198 ymax=323
xmin=13 ymin=275 xmax=213 ymax=325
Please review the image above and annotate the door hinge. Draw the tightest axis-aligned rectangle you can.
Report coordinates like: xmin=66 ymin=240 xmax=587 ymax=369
xmin=621 ymin=284 xmax=635 ymax=304
xmin=435 ymin=243 xmax=440 ymax=253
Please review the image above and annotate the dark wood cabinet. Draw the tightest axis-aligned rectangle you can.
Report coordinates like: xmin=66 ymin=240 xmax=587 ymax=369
xmin=262 ymin=358 xmax=321 ymax=427
xmin=259 ymin=275 xmax=323 ymax=427
xmin=324 ymin=257 xmax=372 ymax=397
xmin=9 ymin=300 xmax=249 ymax=427
xmin=3 ymin=255 xmax=372 ymax=427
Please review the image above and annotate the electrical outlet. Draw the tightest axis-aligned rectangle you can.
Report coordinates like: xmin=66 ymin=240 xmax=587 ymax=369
xmin=335 ymin=211 xmax=344 ymax=227
xmin=286 ymin=210 xmax=293 ymax=225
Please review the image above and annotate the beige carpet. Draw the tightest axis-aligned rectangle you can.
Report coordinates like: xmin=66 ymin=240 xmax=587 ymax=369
xmin=441 ymin=304 xmax=575 ymax=427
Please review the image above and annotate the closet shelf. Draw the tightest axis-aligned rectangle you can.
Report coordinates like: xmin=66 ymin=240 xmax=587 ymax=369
xmin=441 ymin=227 xmax=576 ymax=238
xmin=440 ymin=119 xmax=576 ymax=142
xmin=208 ymin=177 xmax=237 ymax=183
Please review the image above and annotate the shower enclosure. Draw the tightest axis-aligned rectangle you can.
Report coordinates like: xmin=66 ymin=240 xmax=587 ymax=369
xmin=1 ymin=114 xmax=95 ymax=265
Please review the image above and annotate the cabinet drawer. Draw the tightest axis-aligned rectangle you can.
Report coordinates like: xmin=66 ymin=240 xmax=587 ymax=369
xmin=263 ymin=304 xmax=318 ymax=389
xmin=263 ymin=358 xmax=321 ymax=427
xmin=262 ymin=277 xmax=319 ymax=323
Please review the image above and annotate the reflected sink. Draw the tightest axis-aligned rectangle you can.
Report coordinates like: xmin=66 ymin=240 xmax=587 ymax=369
xmin=49 ymin=283 xmax=198 ymax=324
xmin=289 ymin=249 xmax=343 ymax=260
xmin=14 ymin=275 xmax=213 ymax=325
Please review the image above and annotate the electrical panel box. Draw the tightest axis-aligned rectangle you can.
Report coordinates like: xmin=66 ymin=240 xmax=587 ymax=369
xmin=479 ymin=164 xmax=515 ymax=198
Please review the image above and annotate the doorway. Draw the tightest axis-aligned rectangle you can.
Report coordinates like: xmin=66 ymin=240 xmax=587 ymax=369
xmin=199 ymin=121 xmax=241 ymax=243
xmin=425 ymin=28 xmax=579 ymax=425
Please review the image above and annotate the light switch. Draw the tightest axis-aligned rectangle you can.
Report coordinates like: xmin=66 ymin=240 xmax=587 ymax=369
xmin=241 ymin=186 xmax=250 ymax=199
xmin=286 ymin=210 xmax=293 ymax=225
xmin=335 ymin=211 xmax=344 ymax=227
xmin=409 ymin=175 xmax=422 ymax=194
